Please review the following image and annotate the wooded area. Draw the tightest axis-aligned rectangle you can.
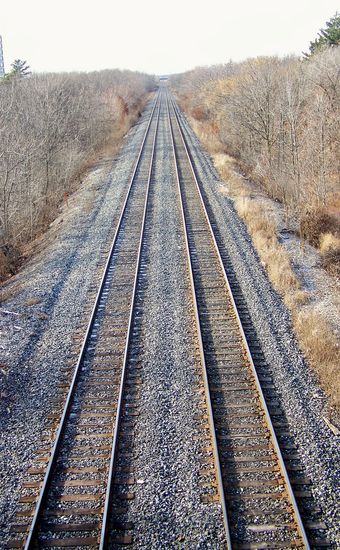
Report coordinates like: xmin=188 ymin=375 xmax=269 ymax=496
xmin=171 ymin=47 xmax=340 ymax=268
xmin=0 ymin=69 xmax=154 ymax=278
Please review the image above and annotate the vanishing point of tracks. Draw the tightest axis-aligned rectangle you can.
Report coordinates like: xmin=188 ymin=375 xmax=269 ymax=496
xmin=7 ymin=87 xmax=327 ymax=548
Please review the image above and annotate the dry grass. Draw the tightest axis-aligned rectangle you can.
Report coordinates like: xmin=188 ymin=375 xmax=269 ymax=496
xmin=211 ymin=151 xmax=340 ymax=416
xmin=233 ymin=195 xmax=300 ymax=296
xmin=37 ymin=312 xmax=48 ymax=320
xmin=213 ymin=153 xmax=237 ymax=177
xmin=214 ymin=154 xmax=300 ymax=296
xmin=295 ymin=310 xmax=340 ymax=410
xmin=24 ymin=297 xmax=42 ymax=307
xmin=322 ymin=249 xmax=340 ymax=277
xmin=300 ymin=210 xmax=340 ymax=247
xmin=319 ymin=232 xmax=340 ymax=253
xmin=0 ymin=246 xmax=22 ymax=282
xmin=284 ymin=289 xmax=310 ymax=310
xmin=319 ymin=233 xmax=340 ymax=277
xmin=189 ymin=118 xmax=224 ymax=155
xmin=0 ymin=282 xmax=22 ymax=303
xmin=0 ymin=251 xmax=9 ymax=281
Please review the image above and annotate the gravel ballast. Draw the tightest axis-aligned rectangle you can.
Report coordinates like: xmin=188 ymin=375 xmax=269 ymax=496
xmin=122 ymin=98 xmax=225 ymax=547
xmin=174 ymin=100 xmax=340 ymax=545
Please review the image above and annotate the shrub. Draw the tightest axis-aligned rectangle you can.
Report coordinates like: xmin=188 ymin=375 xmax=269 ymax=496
xmin=295 ymin=310 xmax=340 ymax=409
xmin=0 ymin=245 xmax=21 ymax=281
xmin=0 ymin=70 xmax=154 ymax=280
xmin=322 ymin=248 xmax=340 ymax=276
xmin=300 ymin=210 xmax=340 ymax=247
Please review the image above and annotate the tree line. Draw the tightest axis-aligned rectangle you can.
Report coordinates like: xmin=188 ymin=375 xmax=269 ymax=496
xmin=170 ymin=17 xmax=339 ymax=256
xmin=171 ymin=47 xmax=339 ymax=220
xmin=0 ymin=69 xmax=154 ymax=278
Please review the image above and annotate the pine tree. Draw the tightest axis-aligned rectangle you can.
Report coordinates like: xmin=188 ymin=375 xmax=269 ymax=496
xmin=304 ymin=13 xmax=340 ymax=57
xmin=10 ymin=59 xmax=31 ymax=78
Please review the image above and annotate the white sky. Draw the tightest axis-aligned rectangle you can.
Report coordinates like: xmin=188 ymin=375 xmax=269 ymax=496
xmin=1 ymin=0 xmax=339 ymax=75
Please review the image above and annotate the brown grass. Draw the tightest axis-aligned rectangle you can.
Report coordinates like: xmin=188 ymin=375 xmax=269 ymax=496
xmin=214 ymin=154 xmax=300 ymax=297
xmin=295 ymin=310 xmax=340 ymax=410
xmin=0 ymin=245 xmax=22 ymax=282
xmin=300 ymin=210 xmax=340 ymax=247
xmin=25 ymin=297 xmax=42 ymax=307
xmin=233 ymin=195 xmax=300 ymax=295
xmin=284 ymin=289 xmax=310 ymax=310
xmin=319 ymin=232 xmax=340 ymax=254
xmin=319 ymin=233 xmax=340 ymax=277
xmin=211 ymin=151 xmax=340 ymax=416
xmin=0 ymin=251 xmax=9 ymax=281
xmin=189 ymin=118 xmax=223 ymax=155
xmin=322 ymin=249 xmax=340 ymax=277
xmin=37 ymin=312 xmax=48 ymax=320
xmin=0 ymin=282 xmax=22 ymax=304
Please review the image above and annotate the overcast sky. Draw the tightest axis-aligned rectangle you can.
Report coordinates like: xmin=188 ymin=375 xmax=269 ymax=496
xmin=1 ymin=0 xmax=339 ymax=75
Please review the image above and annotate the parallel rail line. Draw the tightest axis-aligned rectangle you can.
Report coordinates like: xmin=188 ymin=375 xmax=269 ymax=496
xmin=6 ymin=87 xmax=329 ymax=549
xmin=166 ymin=90 xmax=311 ymax=549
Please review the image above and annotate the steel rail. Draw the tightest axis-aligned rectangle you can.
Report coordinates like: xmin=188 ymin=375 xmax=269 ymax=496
xmin=167 ymin=89 xmax=310 ymax=549
xmin=165 ymin=90 xmax=232 ymax=549
xmin=99 ymin=91 xmax=162 ymax=548
xmin=23 ymin=90 xmax=161 ymax=549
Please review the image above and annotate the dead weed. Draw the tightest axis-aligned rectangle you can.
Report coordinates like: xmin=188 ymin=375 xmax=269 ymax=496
xmin=212 ymin=147 xmax=340 ymax=414
xmin=295 ymin=310 xmax=340 ymax=410
xmin=25 ymin=297 xmax=42 ymax=307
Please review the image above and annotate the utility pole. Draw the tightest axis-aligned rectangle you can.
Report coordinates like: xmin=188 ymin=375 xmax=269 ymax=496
xmin=0 ymin=35 xmax=4 ymax=76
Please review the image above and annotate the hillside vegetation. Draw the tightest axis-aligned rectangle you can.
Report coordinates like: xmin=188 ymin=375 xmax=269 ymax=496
xmin=171 ymin=47 xmax=340 ymax=273
xmin=0 ymin=69 xmax=154 ymax=279
xmin=171 ymin=44 xmax=340 ymax=414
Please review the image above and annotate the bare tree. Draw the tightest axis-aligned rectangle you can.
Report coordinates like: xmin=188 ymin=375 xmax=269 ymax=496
xmin=0 ymin=69 xmax=154 ymax=278
xmin=171 ymin=49 xmax=339 ymax=224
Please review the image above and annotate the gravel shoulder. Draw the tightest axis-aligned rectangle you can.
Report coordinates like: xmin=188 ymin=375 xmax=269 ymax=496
xmin=175 ymin=105 xmax=340 ymax=545
xmin=0 ymin=102 xmax=154 ymax=543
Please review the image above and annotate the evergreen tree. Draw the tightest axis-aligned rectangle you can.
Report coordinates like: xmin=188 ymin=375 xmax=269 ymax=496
xmin=304 ymin=13 xmax=340 ymax=57
xmin=1 ymin=59 xmax=31 ymax=82
xmin=10 ymin=59 xmax=31 ymax=78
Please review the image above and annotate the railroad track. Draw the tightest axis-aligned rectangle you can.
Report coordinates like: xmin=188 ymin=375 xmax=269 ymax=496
xmin=169 ymin=92 xmax=331 ymax=549
xmin=166 ymin=90 xmax=314 ymax=549
xmin=6 ymin=87 xmax=331 ymax=549
xmin=6 ymin=91 xmax=161 ymax=549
